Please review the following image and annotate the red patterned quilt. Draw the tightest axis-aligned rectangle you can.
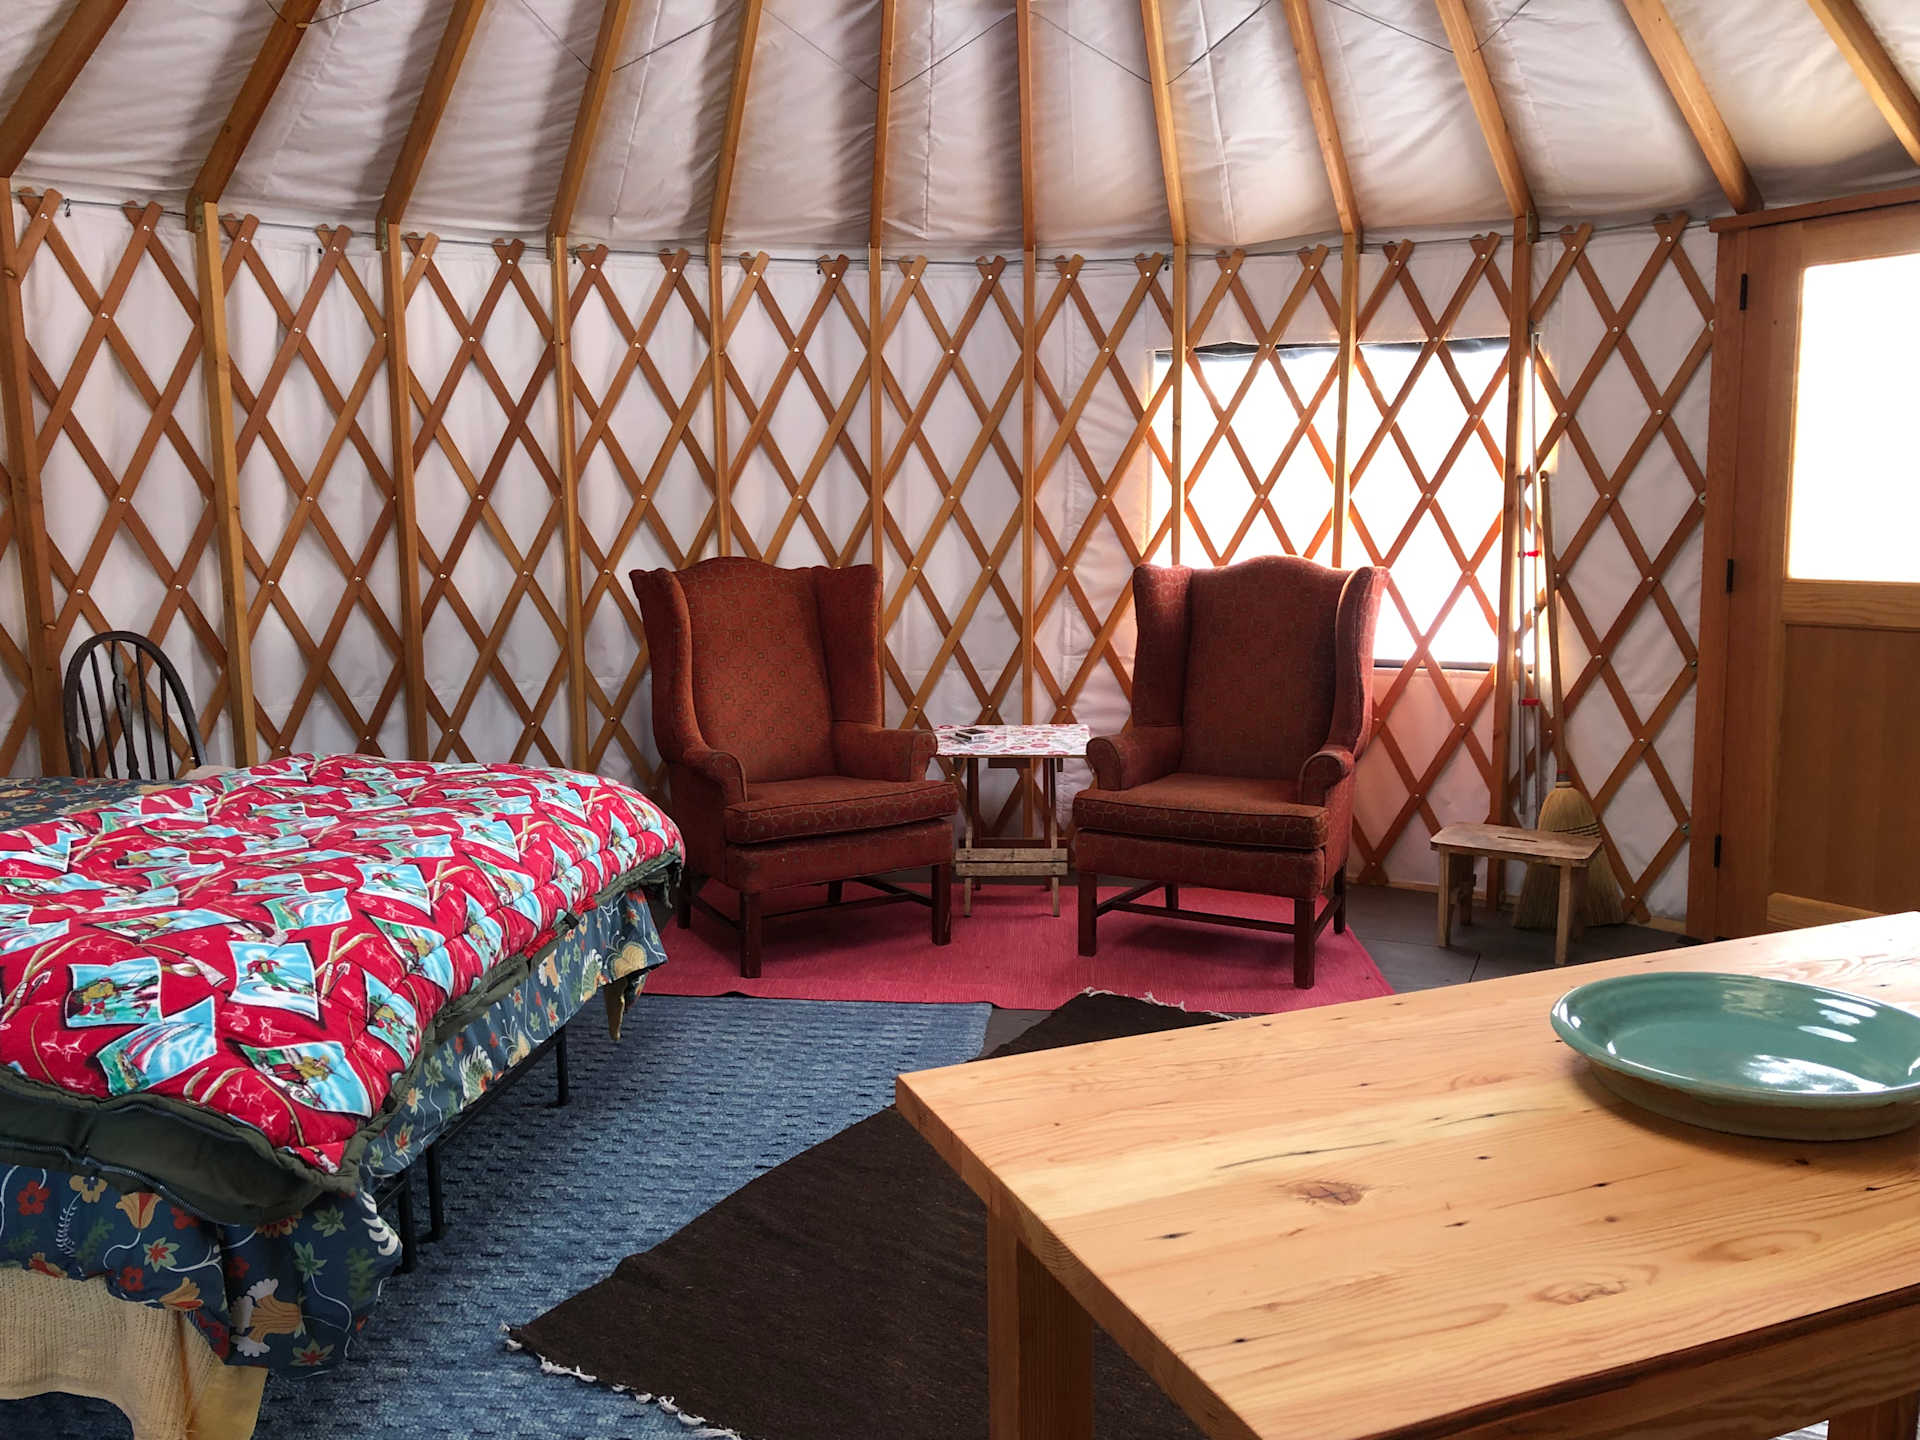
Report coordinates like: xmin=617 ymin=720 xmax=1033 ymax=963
xmin=0 ymin=755 xmax=681 ymax=1221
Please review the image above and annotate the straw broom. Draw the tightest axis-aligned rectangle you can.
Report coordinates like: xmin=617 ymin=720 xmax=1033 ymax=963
xmin=1515 ymin=473 xmax=1625 ymax=928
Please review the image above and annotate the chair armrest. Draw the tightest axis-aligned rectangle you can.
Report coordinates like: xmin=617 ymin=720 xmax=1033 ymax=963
xmin=1299 ymin=745 xmax=1355 ymax=807
xmin=1086 ymin=725 xmax=1182 ymax=790
xmin=832 ymin=722 xmax=936 ymax=783
xmin=681 ymin=745 xmax=748 ymax=805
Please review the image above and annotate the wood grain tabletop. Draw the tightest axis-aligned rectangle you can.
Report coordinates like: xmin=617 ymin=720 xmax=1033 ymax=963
xmin=897 ymin=916 xmax=1920 ymax=1440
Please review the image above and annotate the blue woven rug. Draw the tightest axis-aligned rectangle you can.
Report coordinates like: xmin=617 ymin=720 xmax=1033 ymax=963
xmin=4 ymin=994 xmax=990 ymax=1439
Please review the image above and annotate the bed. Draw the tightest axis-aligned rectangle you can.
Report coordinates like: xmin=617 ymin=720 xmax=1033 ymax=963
xmin=0 ymin=758 xmax=683 ymax=1439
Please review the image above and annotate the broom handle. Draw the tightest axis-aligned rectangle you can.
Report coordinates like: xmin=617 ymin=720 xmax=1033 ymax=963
xmin=1540 ymin=471 xmax=1570 ymax=776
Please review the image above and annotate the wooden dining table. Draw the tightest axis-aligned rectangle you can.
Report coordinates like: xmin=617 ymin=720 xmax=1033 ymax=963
xmin=897 ymin=915 xmax=1920 ymax=1440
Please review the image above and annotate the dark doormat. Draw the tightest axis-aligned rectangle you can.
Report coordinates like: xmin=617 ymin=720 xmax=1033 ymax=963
xmin=508 ymin=992 xmax=1217 ymax=1439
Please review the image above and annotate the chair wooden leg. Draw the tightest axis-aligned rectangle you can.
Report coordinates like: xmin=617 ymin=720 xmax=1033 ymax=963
xmin=1078 ymin=872 xmax=1099 ymax=957
xmin=1332 ymin=869 xmax=1347 ymax=935
xmin=932 ymin=863 xmax=953 ymax=946
xmin=827 ymin=880 xmax=844 ymax=906
xmin=676 ymin=870 xmax=696 ymax=929
xmin=1293 ymin=896 xmax=1317 ymax=989
xmin=1165 ymin=883 xmax=1179 ymax=910
xmin=740 ymin=892 xmax=764 ymax=979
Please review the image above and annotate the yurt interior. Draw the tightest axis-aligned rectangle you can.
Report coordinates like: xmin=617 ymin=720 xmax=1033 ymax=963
xmin=3 ymin=1 xmax=1920 ymax=1437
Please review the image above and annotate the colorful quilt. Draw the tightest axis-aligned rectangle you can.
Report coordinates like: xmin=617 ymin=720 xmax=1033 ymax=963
xmin=0 ymin=887 xmax=668 ymax=1373
xmin=0 ymin=755 xmax=681 ymax=1223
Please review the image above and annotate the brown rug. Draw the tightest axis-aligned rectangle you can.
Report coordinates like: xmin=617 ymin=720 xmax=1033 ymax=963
xmin=508 ymin=993 xmax=1216 ymax=1439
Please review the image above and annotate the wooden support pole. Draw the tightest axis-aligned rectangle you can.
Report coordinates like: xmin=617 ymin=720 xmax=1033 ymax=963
xmin=709 ymin=244 xmax=731 ymax=557
xmin=1619 ymin=0 xmax=1762 ymax=214
xmin=189 ymin=0 xmax=325 ymax=211
xmin=1803 ymin=0 xmax=1920 ymax=165
xmin=1490 ymin=214 xmax=1533 ymax=849
xmin=1331 ymin=230 xmax=1360 ymax=567
xmin=1021 ymin=246 xmax=1035 ymax=723
xmin=1170 ymin=244 xmax=1185 ymax=565
xmin=869 ymin=0 xmax=896 ymax=579
xmin=0 ymin=0 xmax=134 ymax=177
xmin=1434 ymin=0 xmax=1534 ymax=219
xmin=189 ymin=200 xmax=258 ymax=765
xmin=379 ymin=0 xmax=489 ymax=233
xmin=550 ymin=243 xmax=589 ymax=769
xmin=0 ymin=187 xmax=64 ymax=770
xmin=380 ymin=222 xmax=431 ymax=758
xmin=869 ymin=246 xmax=884 ymax=575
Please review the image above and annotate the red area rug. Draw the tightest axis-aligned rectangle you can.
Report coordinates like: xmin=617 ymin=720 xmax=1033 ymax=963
xmin=646 ymin=881 xmax=1392 ymax=1012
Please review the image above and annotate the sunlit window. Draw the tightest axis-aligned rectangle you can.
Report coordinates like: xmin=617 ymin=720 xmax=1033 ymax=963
xmin=1152 ymin=338 xmax=1507 ymax=669
xmin=1788 ymin=252 xmax=1920 ymax=582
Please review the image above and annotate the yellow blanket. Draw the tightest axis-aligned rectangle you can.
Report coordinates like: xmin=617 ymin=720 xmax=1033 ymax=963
xmin=0 ymin=1268 xmax=265 ymax=1440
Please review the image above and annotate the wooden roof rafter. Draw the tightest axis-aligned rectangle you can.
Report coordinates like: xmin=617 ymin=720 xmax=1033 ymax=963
xmin=378 ymin=0 xmax=491 ymax=234
xmin=1433 ymin=0 xmax=1533 ymax=220
xmin=868 ymin=0 xmax=897 ymax=574
xmin=1017 ymin=0 xmax=1036 ymax=737
xmin=1137 ymin=0 xmax=1186 ymax=247
xmin=1803 ymin=0 xmax=1920 ymax=166
xmin=0 ymin=0 xmax=134 ymax=177
xmin=188 ymin=0 xmax=327 ymax=213
xmin=1138 ymin=0 xmax=1187 ymax=568
xmin=708 ymin=0 xmax=765 ymax=251
xmin=869 ymin=0 xmax=896 ymax=254
xmin=707 ymin=0 xmax=764 ymax=556
xmin=1280 ymin=0 xmax=1361 ymax=240
xmin=1618 ymin=0 xmax=1762 ymax=214
xmin=551 ymin=0 xmax=642 ymax=246
xmin=1017 ymin=0 xmax=1036 ymax=252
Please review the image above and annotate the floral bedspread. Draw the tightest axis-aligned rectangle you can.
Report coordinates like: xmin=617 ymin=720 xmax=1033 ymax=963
xmin=0 ymin=890 xmax=668 ymax=1372
xmin=0 ymin=777 xmax=143 ymax=830
xmin=0 ymin=754 xmax=680 ymax=1211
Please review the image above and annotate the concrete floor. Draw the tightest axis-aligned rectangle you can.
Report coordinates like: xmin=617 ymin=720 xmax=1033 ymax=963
xmin=979 ymin=879 xmax=1692 ymax=1054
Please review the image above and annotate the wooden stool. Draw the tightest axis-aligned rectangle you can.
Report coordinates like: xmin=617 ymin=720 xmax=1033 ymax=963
xmin=1429 ymin=822 xmax=1603 ymax=967
xmin=934 ymin=723 xmax=1090 ymax=919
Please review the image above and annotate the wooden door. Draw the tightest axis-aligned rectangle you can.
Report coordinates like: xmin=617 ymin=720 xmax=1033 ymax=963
xmin=1703 ymin=201 xmax=1920 ymax=937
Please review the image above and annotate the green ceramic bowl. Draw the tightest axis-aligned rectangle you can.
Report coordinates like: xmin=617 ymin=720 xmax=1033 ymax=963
xmin=1550 ymin=971 xmax=1920 ymax=1140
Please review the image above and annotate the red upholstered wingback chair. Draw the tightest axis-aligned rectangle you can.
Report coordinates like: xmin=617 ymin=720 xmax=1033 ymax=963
xmin=1072 ymin=555 xmax=1387 ymax=987
xmin=632 ymin=558 xmax=957 ymax=977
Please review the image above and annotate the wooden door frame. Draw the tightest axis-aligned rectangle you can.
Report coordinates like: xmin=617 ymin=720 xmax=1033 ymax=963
xmin=1689 ymin=194 xmax=1920 ymax=939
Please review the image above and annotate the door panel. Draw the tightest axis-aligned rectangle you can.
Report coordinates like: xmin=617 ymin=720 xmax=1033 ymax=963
xmin=1772 ymin=625 xmax=1920 ymax=915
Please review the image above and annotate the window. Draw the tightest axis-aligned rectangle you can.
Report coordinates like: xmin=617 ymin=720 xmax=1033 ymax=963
xmin=1787 ymin=251 xmax=1920 ymax=582
xmin=1153 ymin=337 xmax=1508 ymax=669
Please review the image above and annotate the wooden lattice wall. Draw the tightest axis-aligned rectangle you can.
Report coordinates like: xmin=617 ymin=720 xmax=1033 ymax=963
xmin=0 ymin=195 xmax=1710 ymax=916
xmin=6 ymin=192 xmax=237 ymax=769
xmin=1524 ymin=218 xmax=1713 ymax=922
xmin=222 ymin=218 xmax=409 ymax=760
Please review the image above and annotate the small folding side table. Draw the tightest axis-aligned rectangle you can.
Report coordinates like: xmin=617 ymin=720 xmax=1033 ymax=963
xmin=934 ymin=723 xmax=1090 ymax=917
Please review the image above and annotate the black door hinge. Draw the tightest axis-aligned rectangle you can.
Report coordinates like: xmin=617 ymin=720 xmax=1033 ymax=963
xmin=1725 ymin=558 xmax=1735 ymax=593
xmin=1738 ymin=273 xmax=1749 ymax=310
xmin=1712 ymin=835 xmax=1723 ymax=867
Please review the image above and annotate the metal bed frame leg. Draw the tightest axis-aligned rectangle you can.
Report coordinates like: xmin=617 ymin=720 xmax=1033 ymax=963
xmin=394 ymin=1172 xmax=417 ymax=1274
xmin=425 ymin=1145 xmax=445 ymax=1243
xmin=551 ymin=1023 xmax=570 ymax=1108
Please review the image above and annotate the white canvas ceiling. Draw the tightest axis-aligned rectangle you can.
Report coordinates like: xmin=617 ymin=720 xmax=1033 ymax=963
xmin=5 ymin=0 xmax=1920 ymax=253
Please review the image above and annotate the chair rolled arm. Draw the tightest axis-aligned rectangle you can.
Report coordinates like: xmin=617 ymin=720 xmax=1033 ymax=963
xmin=832 ymin=722 xmax=937 ymax=783
xmin=681 ymin=745 xmax=748 ymax=805
xmin=1299 ymin=745 xmax=1356 ymax=807
xmin=1087 ymin=725 xmax=1182 ymax=790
